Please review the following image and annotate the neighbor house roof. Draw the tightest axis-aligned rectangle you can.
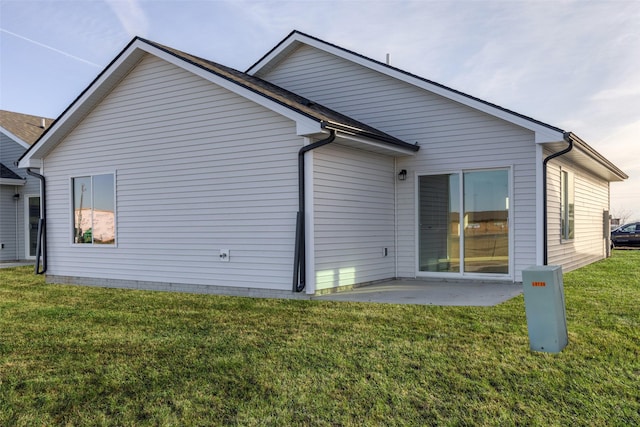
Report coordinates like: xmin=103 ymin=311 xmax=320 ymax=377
xmin=0 ymin=162 xmax=23 ymax=180
xmin=0 ymin=110 xmax=54 ymax=148
xmin=248 ymin=30 xmax=627 ymax=182
xmin=19 ymin=37 xmax=418 ymax=168
xmin=0 ymin=162 xmax=25 ymax=185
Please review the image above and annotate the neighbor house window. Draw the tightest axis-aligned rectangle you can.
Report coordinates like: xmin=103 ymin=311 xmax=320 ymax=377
xmin=560 ymin=170 xmax=574 ymax=240
xmin=72 ymin=174 xmax=115 ymax=245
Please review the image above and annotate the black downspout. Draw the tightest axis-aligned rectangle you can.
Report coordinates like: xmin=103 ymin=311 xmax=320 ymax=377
xmin=26 ymin=169 xmax=47 ymax=274
xmin=542 ymin=132 xmax=573 ymax=265
xmin=293 ymin=130 xmax=336 ymax=292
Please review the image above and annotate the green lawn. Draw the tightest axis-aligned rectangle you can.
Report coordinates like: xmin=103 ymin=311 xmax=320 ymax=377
xmin=1 ymin=252 xmax=638 ymax=426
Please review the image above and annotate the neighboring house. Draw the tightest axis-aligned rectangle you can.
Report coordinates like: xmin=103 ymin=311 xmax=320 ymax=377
xmin=0 ymin=110 xmax=52 ymax=261
xmin=18 ymin=32 xmax=627 ymax=296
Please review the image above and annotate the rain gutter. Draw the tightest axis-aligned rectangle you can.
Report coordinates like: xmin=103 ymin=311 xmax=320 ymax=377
xmin=293 ymin=129 xmax=336 ymax=292
xmin=26 ymin=169 xmax=47 ymax=274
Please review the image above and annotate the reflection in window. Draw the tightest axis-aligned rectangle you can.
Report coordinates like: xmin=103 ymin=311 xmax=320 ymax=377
xmin=620 ymin=224 xmax=638 ymax=232
xmin=561 ymin=170 xmax=574 ymax=240
xmin=463 ymin=170 xmax=509 ymax=274
xmin=28 ymin=196 xmax=41 ymax=257
xmin=73 ymin=174 xmax=115 ymax=244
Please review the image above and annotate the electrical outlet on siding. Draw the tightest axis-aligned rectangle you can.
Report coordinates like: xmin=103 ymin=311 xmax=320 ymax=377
xmin=219 ymin=249 xmax=230 ymax=262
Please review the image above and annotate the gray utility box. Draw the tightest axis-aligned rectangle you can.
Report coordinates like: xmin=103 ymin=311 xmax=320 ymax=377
xmin=522 ymin=265 xmax=568 ymax=353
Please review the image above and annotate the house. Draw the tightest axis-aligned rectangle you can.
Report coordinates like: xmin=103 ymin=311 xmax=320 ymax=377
xmin=18 ymin=31 xmax=627 ymax=296
xmin=0 ymin=110 xmax=53 ymax=262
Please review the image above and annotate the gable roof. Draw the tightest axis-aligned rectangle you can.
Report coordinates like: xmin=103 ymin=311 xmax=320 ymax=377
xmin=247 ymin=30 xmax=627 ymax=182
xmin=0 ymin=110 xmax=54 ymax=148
xmin=19 ymin=37 xmax=418 ymax=168
xmin=248 ymin=31 xmax=566 ymax=142
xmin=143 ymin=39 xmax=417 ymax=151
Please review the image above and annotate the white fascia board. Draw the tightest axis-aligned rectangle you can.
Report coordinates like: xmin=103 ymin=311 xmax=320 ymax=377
xmin=534 ymin=128 xmax=566 ymax=144
xmin=250 ymin=33 xmax=566 ymax=140
xmin=0 ymin=126 xmax=30 ymax=149
xmin=17 ymin=157 xmax=42 ymax=169
xmin=142 ymin=43 xmax=324 ymax=136
xmin=297 ymin=120 xmax=326 ymax=137
xmin=247 ymin=39 xmax=303 ymax=75
xmin=0 ymin=178 xmax=26 ymax=186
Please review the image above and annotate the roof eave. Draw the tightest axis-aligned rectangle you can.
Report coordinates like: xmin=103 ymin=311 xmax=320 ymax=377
xmin=566 ymin=133 xmax=628 ymax=181
xmin=540 ymin=133 xmax=627 ymax=182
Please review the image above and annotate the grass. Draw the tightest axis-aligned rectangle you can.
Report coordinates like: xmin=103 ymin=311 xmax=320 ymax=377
xmin=1 ymin=252 xmax=638 ymax=426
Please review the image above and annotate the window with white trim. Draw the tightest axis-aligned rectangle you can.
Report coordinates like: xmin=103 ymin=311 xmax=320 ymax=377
xmin=72 ymin=174 xmax=116 ymax=244
xmin=560 ymin=169 xmax=574 ymax=240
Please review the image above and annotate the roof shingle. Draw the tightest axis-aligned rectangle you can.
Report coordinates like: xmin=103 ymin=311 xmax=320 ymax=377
xmin=0 ymin=162 xmax=23 ymax=180
xmin=0 ymin=110 xmax=54 ymax=145
xmin=141 ymin=38 xmax=418 ymax=152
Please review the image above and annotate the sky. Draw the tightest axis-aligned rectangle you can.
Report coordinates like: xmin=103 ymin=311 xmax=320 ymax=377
xmin=1 ymin=0 xmax=638 ymax=221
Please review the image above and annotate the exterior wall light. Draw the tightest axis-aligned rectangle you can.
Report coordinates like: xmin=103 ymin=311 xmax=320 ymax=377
xmin=398 ymin=169 xmax=407 ymax=181
xmin=13 ymin=193 xmax=20 ymax=201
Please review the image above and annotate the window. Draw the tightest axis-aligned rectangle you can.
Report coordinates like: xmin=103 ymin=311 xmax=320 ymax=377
xmin=72 ymin=174 xmax=115 ymax=245
xmin=419 ymin=168 xmax=509 ymax=275
xmin=619 ymin=223 xmax=639 ymax=233
xmin=27 ymin=196 xmax=40 ymax=257
xmin=560 ymin=170 xmax=574 ymax=240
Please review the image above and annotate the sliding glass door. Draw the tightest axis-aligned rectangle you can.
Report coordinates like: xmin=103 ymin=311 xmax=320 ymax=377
xmin=419 ymin=169 xmax=509 ymax=276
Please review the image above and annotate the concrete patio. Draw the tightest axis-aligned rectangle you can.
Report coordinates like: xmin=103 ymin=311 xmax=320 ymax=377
xmin=312 ymin=279 xmax=523 ymax=306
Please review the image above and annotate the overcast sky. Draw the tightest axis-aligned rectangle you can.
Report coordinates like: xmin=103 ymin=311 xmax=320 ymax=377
xmin=1 ymin=0 xmax=638 ymax=220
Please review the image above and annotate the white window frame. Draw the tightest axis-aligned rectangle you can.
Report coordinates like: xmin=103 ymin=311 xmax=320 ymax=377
xmin=560 ymin=169 xmax=575 ymax=241
xmin=70 ymin=171 xmax=117 ymax=247
xmin=23 ymin=194 xmax=41 ymax=259
xmin=415 ymin=166 xmax=514 ymax=280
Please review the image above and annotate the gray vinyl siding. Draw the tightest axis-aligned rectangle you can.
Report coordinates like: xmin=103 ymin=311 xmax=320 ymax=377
xmin=546 ymin=150 xmax=609 ymax=271
xmin=1 ymin=134 xmax=37 ymax=260
xmin=1 ymin=134 xmax=27 ymax=172
xmin=313 ymin=143 xmax=395 ymax=290
xmin=0 ymin=186 xmax=18 ymax=260
xmin=42 ymin=54 xmax=302 ymax=290
xmin=261 ymin=45 xmax=537 ymax=281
